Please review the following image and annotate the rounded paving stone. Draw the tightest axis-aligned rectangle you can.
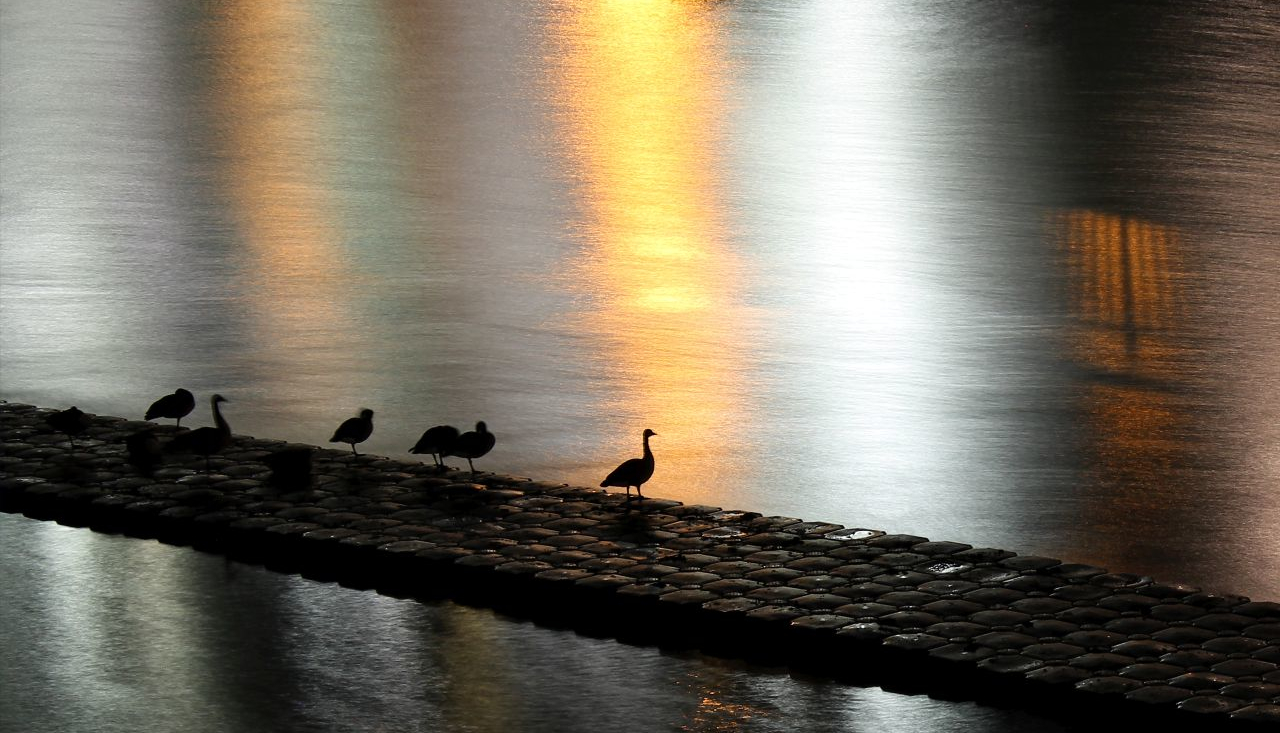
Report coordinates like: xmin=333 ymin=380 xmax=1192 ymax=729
xmin=883 ymin=632 xmax=948 ymax=652
xmin=928 ymin=643 xmax=996 ymax=664
xmin=1230 ymin=703 xmax=1280 ymax=724
xmin=1212 ymin=658 xmax=1278 ymax=678
xmin=1221 ymin=682 xmax=1280 ymax=700
xmin=793 ymin=593 xmax=850 ymax=611
xmin=1177 ymin=695 xmax=1244 ymax=715
xmin=1150 ymin=626 xmax=1217 ymax=646
xmin=1204 ymin=636 xmax=1268 ymax=655
xmin=974 ymin=631 xmax=1038 ymax=650
xmin=880 ymin=611 xmax=942 ymax=630
xmin=976 ymin=654 xmax=1043 ymax=675
xmin=1010 ymin=597 xmax=1073 ymax=616
xmin=1118 ymin=662 xmax=1183 ymax=682
xmin=1075 ymin=676 xmax=1142 ymax=696
xmin=1023 ymin=642 xmax=1086 ymax=661
xmin=1244 ymin=623 xmax=1280 ymax=642
xmin=1064 ymin=630 xmax=1127 ymax=650
xmin=1160 ymin=649 xmax=1226 ymax=669
xmin=969 ymin=609 xmax=1032 ymax=628
xmin=836 ymin=602 xmax=897 ymax=619
xmin=921 ymin=599 xmax=984 ymax=618
xmin=1125 ymin=685 xmax=1191 ymax=705
xmin=1025 ymin=665 xmax=1091 ymax=687
xmin=876 ymin=591 xmax=936 ymax=607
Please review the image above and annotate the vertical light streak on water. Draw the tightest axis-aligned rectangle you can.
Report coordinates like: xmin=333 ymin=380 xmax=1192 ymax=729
xmin=201 ymin=1 xmax=366 ymax=416
xmin=546 ymin=1 xmax=761 ymax=505
xmin=25 ymin=526 xmax=238 ymax=730
xmin=724 ymin=1 xmax=987 ymax=522
xmin=0 ymin=2 xmax=194 ymax=401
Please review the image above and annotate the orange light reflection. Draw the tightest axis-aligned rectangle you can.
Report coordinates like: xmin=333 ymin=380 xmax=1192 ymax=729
xmin=206 ymin=2 xmax=359 ymax=360
xmin=550 ymin=0 xmax=754 ymax=501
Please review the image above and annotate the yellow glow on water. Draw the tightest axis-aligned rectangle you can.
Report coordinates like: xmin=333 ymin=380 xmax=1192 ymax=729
xmin=549 ymin=0 xmax=754 ymax=498
xmin=205 ymin=1 xmax=358 ymax=354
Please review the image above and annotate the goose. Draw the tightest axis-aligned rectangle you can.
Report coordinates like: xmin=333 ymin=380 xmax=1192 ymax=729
xmin=145 ymin=388 xmax=195 ymax=428
xmin=46 ymin=406 xmax=91 ymax=448
xmin=330 ymin=409 xmax=374 ymax=455
xmin=600 ymin=429 xmax=657 ymax=500
xmin=168 ymin=394 xmax=231 ymax=471
xmin=446 ymin=421 xmax=495 ymax=474
xmin=409 ymin=424 xmax=460 ymax=470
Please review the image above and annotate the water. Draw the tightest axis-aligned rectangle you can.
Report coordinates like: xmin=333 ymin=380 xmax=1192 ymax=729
xmin=2 ymin=0 xmax=1278 ymax=729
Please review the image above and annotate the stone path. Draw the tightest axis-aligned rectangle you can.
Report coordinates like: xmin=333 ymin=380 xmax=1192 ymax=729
xmin=2 ymin=401 xmax=1279 ymax=730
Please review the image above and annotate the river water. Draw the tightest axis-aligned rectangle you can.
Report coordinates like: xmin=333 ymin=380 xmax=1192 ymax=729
xmin=2 ymin=1 xmax=1278 ymax=730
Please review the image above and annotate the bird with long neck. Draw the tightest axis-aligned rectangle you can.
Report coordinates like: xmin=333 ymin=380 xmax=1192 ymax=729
xmin=600 ymin=429 xmax=657 ymax=501
xmin=446 ymin=421 xmax=495 ymax=474
xmin=167 ymin=394 xmax=231 ymax=472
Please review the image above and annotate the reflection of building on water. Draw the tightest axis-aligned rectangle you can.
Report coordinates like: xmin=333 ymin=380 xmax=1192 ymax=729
xmin=1054 ymin=209 xmax=1196 ymax=525
xmin=1056 ymin=209 xmax=1187 ymax=378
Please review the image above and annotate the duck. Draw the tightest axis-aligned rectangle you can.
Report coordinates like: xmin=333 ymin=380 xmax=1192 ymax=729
xmin=46 ymin=406 xmax=91 ymax=447
xmin=446 ymin=421 xmax=495 ymax=474
xmin=167 ymin=394 xmax=231 ymax=471
xmin=409 ymin=424 xmax=460 ymax=470
xmin=600 ymin=429 xmax=657 ymax=501
xmin=330 ymin=408 xmax=374 ymax=455
xmin=145 ymin=388 xmax=195 ymax=428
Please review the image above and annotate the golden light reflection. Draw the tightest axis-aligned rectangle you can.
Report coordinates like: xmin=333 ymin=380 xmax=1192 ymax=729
xmin=1057 ymin=209 xmax=1185 ymax=377
xmin=549 ymin=0 xmax=754 ymax=498
xmin=1055 ymin=209 xmax=1196 ymax=552
xmin=204 ymin=1 xmax=360 ymax=356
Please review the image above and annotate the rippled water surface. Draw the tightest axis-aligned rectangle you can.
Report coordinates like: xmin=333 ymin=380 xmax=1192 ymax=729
xmin=3 ymin=1 xmax=1279 ymax=730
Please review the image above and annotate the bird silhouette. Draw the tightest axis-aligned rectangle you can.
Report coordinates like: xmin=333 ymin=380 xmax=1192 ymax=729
xmin=145 ymin=388 xmax=195 ymax=428
xmin=446 ymin=421 xmax=495 ymax=474
xmin=601 ymin=429 xmax=657 ymax=501
xmin=330 ymin=409 xmax=374 ymax=455
xmin=409 ymin=424 xmax=460 ymax=470
xmin=125 ymin=429 xmax=164 ymax=476
xmin=46 ymin=406 xmax=91 ymax=448
xmin=167 ymin=394 xmax=231 ymax=471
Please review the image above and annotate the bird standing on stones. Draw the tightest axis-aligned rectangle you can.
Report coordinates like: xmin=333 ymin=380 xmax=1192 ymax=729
xmin=330 ymin=409 xmax=374 ymax=455
xmin=46 ymin=406 xmax=91 ymax=448
xmin=601 ymin=429 xmax=657 ymax=501
xmin=167 ymin=394 xmax=232 ymax=472
xmin=410 ymin=424 xmax=459 ymax=470
xmin=145 ymin=388 xmax=195 ymax=428
xmin=446 ymin=421 xmax=495 ymax=474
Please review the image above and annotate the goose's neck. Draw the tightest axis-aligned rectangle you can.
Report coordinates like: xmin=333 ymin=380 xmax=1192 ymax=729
xmin=642 ymin=434 xmax=652 ymax=458
xmin=212 ymin=399 xmax=229 ymax=434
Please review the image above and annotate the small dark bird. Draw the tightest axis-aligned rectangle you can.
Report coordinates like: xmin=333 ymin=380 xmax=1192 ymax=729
xmin=46 ymin=406 xmax=91 ymax=448
xmin=409 ymin=425 xmax=460 ymax=470
xmin=446 ymin=421 xmax=495 ymax=474
xmin=264 ymin=447 xmax=312 ymax=490
xmin=125 ymin=429 xmax=164 ymax=476
xmin=145 ymin=388 xmax=195 ymax=428
xmin=330 ymin=408 xmax=374 ymax=455
xmin=168 ymin=394 xmax=231 ymax=471
xmin=601 ymin=429 xmax=657 ymax=501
